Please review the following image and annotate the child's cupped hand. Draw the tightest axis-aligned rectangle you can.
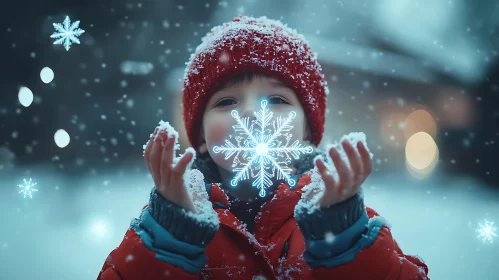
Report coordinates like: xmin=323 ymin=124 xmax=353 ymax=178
xmin=144 ymin=127 xmax=196 ymax=212
xmin=313 ymin=140 xmax=372 ymax=208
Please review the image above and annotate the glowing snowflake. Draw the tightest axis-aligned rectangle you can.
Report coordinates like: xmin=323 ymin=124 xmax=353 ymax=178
xmin=476 ymin=219 xmax=498 ymax=244
xmin=18 ymin=178 xmax=38 ymax=199
xmin=50 ymin=16 xmax=85 ymax=51
xmin=213 ymin=99 xmax=313 ymax=197
xmin=92 ymin=221 xmax=108 ymax=237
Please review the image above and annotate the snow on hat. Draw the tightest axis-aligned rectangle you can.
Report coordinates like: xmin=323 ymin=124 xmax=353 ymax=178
xmin=182 ymin=15 xmax=329 ymax=150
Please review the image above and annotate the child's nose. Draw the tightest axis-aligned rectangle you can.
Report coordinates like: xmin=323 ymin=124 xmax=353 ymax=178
xmin=239 ymin=100 xmax=260 ymax=119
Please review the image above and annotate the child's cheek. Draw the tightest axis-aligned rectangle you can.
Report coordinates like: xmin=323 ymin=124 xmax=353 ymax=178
xmin=206 ymin=117 xmax=235 ymax=170
xmin=206 ymin=118 xmax=232 ymax=147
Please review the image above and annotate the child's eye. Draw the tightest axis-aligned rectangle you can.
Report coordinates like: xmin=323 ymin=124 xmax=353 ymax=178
xmin=214 ymin=98 xmax=236 ymax=107
xmin=268 ymin=96 xmax=289 ymax=105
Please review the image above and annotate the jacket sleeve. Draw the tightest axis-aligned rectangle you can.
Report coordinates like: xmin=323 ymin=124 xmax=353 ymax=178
xmin=97 ymin=188 xmax=219 ymax=280
xmin=295 ymin=189 xmax=429 ymax=280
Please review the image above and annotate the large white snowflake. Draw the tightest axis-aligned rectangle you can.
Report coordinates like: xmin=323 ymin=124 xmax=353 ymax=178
xmin=18 ymin=178 xmax=38 ymax=199
xmin=50 ymin=16 xmax=85 ymax=51
xmin=213 ymin=99 xmax=313 ymax=197
xmin=476 ymin=219 xmax=498 ymax=244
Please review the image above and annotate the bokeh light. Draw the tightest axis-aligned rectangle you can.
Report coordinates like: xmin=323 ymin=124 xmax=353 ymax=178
xmin=405 ymin=132 xmax=439 ymax=178
xmin=404 ymin=109 xmax=437 ymax=140
xmin=54 ymin=129 xmax=70 ymax=148
xmin=18 ymin=86 xmax=34 ymax=107
xmin=40 ymin=67 xmax=54 ymax=84
xmin=435 ymin=90 xmax=474 ymax=128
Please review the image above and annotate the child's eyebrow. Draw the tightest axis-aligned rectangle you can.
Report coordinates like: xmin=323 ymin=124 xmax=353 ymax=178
xmin=270 ymin=80 xmax=292 ymax=90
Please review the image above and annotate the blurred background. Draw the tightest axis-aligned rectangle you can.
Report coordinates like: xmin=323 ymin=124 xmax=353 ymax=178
xmin=1 ymin=0 xmax=498 ymax=279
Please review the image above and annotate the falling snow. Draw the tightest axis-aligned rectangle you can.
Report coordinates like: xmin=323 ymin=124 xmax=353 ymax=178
xmin=324 ymin=232 xmax=335 ymax=244
xmin=1 ymin=3 xmax=499 ymax=279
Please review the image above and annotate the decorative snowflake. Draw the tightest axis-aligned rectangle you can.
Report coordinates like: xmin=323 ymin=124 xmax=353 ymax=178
xmin=18 ymin=178 xmax=38 ymax=199
xmin=476 ymin=219 xmax=498 ymax=244
xmin=50 ymin=16 xmax=85 ymax=51
xmin=213 ymin=99 xmax=313 ymax=197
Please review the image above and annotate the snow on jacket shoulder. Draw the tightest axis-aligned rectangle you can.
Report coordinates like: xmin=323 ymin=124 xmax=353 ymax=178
xmin=97 ymin=171 xmax=429 ymax=280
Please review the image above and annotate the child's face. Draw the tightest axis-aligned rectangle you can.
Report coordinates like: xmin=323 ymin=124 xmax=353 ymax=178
xmin=200 ymin=76 xmax=309 ymax=173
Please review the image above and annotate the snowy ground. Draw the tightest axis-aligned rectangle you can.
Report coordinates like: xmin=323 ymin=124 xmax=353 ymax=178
xmin=0 ymin=164 xmax=498 ymax=280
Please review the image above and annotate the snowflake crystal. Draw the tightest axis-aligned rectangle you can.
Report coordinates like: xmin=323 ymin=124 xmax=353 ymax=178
xmin=50 ymin=16 xmax=85 ymax=51
xmin=18 ymin=178 xmax=38 ymax=199
xmin=476 ymin=219 xmax=498 ymax=244
xmin=213 ymin=99 xmax=313 ymax=197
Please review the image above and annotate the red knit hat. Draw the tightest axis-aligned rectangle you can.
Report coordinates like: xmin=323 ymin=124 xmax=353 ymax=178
xmin=182 ymin=15 xmax=329 ymax=150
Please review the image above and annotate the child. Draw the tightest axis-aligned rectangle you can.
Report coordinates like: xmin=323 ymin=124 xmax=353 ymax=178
xmin=98 ymin=16 xmax=429 ymax=280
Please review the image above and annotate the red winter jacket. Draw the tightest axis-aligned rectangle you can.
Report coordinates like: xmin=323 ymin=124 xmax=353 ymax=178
xmin=98 ymin=171 xmax=429 ymax=280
